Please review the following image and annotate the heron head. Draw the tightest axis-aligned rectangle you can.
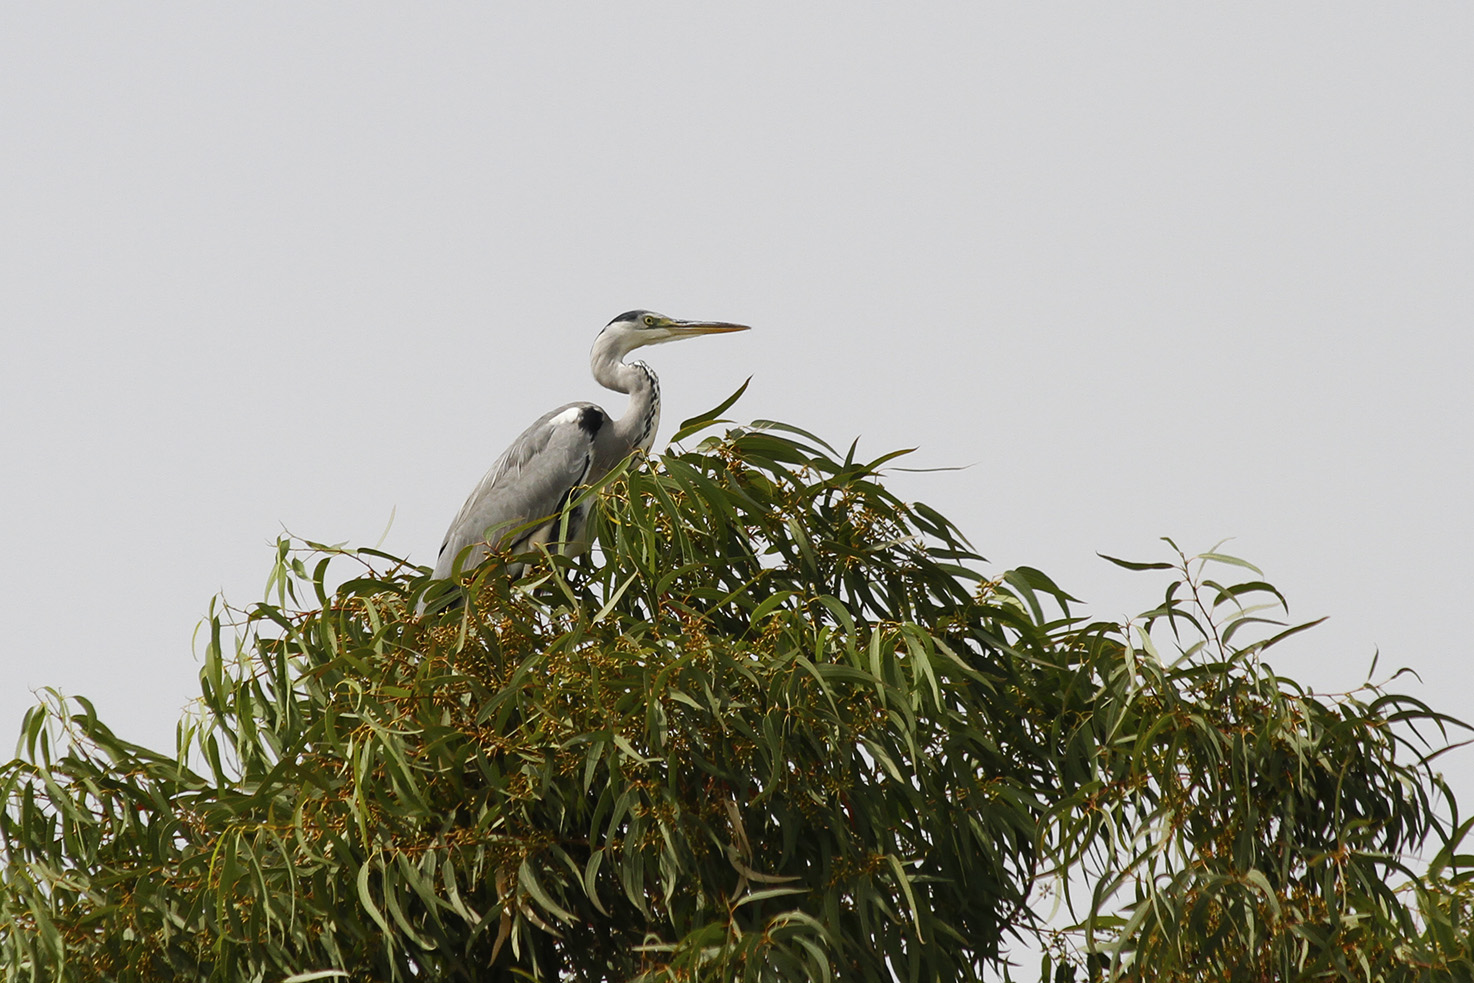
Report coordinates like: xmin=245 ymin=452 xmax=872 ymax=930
xmin=600 ymin=310 xmax=750 ymax=354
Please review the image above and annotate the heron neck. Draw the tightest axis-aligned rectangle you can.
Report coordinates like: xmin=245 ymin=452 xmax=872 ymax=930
xmin=592 ymin=337 xmax=661 ymax=453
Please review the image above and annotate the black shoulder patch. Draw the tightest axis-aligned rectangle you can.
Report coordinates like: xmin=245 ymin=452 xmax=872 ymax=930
xmin=578 ymin=406 xmax=606 ymax=435
xmin=608 ymin=310 xmax=648 ymax=326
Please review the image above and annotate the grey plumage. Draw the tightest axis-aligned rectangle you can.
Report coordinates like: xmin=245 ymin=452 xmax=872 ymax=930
xmin=420 ymin=310 xmax=748 ymax=609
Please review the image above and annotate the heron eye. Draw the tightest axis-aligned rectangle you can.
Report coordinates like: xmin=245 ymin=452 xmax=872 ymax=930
xmin=643 ymin=315 xmax=656 ymax=326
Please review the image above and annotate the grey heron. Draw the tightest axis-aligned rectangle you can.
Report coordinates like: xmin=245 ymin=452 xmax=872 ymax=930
xmin=420 ymin=310 xmax=749 ymax=608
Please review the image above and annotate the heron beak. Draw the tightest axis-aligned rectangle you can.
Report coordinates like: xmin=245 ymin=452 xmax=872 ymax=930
xmin=666 ymin=320 xmax=752 ymax=336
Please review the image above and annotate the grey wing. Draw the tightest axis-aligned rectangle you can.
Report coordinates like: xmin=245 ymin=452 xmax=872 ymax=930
xmin=430 ymin=403 xmax=599 ymax=581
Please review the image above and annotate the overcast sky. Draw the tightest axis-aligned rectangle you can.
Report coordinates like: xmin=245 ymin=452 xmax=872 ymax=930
xmin=3 ymin=0 xmax=1471 ymax=884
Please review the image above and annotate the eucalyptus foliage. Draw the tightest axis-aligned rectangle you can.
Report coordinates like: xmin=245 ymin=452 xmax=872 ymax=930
xmin=3 ymin=400 xmax=1471 ymax=982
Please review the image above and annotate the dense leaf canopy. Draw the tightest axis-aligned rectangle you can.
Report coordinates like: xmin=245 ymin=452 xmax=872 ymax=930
xmin=3 ymin=403 xmax=1472 ymax=982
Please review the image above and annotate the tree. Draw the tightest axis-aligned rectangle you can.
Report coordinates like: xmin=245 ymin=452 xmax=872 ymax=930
xmin=3 ymin=401 xmax=1472 ymax=982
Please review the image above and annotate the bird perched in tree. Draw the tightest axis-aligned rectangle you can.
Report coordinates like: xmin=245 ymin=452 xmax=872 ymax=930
xmin=419 ymin=310 xmax=749 ymax=610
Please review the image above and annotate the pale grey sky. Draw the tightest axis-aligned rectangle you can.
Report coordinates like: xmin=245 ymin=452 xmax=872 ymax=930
xmin=2 ymin=0 xmax=1471 ymax=866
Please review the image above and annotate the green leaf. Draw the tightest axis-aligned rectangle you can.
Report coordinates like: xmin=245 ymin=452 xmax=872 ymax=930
xmin=356 ymin=859 xmax=392 ymax=937
xmin=519 ymin=861 xmax=575 ymax=925
xmin=673 ymin=376 xmax=751 ymax=442
xmin=1197 ymin=550 xmax=1265 ymax=577
xmin=1097 ymin=552 xmax=1176 ymax=571
xmin=886 ymin=854 xmax=925 ymax=943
